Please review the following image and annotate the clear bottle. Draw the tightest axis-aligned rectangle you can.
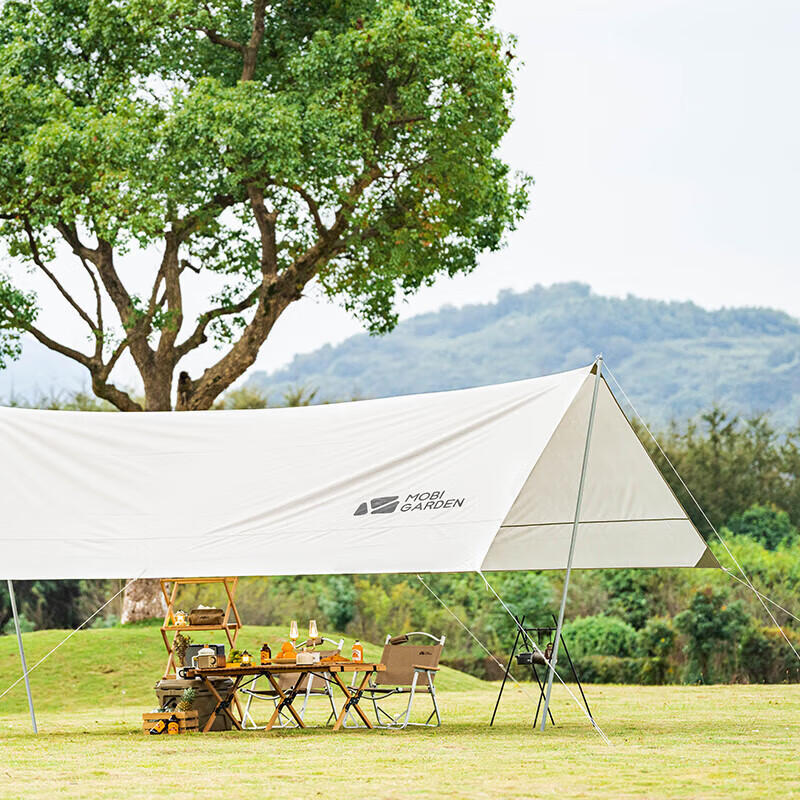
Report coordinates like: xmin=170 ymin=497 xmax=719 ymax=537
xmin=351 ymin=640 xmax=363 ymax=662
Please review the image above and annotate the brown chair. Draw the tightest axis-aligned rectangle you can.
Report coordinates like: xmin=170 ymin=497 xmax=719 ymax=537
xmin=353 ymin=631 xmax=445 ymax=729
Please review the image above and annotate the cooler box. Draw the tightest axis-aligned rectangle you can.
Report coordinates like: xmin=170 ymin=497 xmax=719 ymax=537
xmin=155 ymin=677 xmax=235 ymax=732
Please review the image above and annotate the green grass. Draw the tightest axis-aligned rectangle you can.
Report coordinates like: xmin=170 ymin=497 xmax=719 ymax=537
xmin=0 ymin=624 xmax=488 ymax=713
xmin=1 ymin=628 xmax=798 ymax=799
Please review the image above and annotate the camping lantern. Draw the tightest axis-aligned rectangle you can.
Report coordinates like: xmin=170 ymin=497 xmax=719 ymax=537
xmin=174 ymin=610 xmax=188 ymax=626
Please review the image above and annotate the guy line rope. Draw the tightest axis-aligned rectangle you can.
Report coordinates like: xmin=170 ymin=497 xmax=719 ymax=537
xmin=604 ymin=364 xmax=800 ymax=665
xmin=0 ymin=571 xmax=146 ymax=702
xmin=417 ymin=573 xmax=614 ymax=746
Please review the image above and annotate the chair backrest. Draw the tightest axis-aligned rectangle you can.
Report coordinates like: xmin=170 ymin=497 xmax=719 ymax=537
xmin=375 ymin=633 xmax=444 ymax=686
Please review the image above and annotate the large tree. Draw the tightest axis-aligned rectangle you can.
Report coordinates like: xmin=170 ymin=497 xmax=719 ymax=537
xmin=0 ymin=0 xmax=528 ymax=617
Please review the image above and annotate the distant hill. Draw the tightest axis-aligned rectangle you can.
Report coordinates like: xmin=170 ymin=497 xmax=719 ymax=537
xmin=248 ymin=283 xmax=800 ymax=428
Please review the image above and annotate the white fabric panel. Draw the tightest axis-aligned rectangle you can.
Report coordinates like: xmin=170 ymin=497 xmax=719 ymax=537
xmin=481 ymin=520 xmax=709 ymax=571
xmin=0 ymin=368 xmax=589 ymax=579
xmin=482 ymin=375 xmax=717 ymax=570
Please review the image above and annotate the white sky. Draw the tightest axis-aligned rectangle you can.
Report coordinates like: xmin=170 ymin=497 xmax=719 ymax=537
xmin=4 ymin=0 xmax=799 ymax=391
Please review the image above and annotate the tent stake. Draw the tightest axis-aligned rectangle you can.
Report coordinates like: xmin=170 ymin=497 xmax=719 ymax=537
xmin=7 ymin=579 xmax=37 ymax=733
xmin=539 ymin=356 xmax=603 ymax=732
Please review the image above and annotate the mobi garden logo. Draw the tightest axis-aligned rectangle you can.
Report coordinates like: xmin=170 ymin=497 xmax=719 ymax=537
xmin=354 ymin=490 xmax=466 ymax=516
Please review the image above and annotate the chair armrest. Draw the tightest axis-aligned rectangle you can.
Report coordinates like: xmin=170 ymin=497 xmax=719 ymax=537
xmin=413 ymin=665 xmax=440 ymax=672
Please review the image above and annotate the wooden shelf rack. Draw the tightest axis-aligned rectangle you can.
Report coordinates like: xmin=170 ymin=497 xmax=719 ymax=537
xmin=159 ymin=577 xmax=242 ymax=679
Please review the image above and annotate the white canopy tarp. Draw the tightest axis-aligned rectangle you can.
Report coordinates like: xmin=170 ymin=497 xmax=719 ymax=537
xmin=0 ymin=364 xmax=717 ymax=579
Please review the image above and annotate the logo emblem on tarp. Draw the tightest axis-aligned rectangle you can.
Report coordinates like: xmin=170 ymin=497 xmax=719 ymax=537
xmin=354 ymin=496 xmax=400 ymax=516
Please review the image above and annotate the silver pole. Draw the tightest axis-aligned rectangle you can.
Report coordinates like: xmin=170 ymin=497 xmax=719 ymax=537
xmin=540 ymin=356 xmax=603 ymax=731
xmin=7 ymin=579 xmax=37 ymax=733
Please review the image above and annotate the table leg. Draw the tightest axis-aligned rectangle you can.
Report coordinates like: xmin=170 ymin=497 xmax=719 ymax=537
xmin=202 ymin=675 xmax=244 ymax=733
xmin=331 ymin=671 xmax=374 ymax=731
xmin=263 ymin=673 xmax=306 ymax=731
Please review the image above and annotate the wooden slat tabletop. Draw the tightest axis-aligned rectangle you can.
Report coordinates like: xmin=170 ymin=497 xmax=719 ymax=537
xmin=185 ymin=662 xmax=385 ymax=678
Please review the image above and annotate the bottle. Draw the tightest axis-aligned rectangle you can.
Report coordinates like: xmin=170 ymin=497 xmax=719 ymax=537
xmin=167 ymin=714 xmax=180 ymax=735
xmin=351 ymin=640 xmax=363 ymax=663
xmin=149 ymin=718 xmax=167 ymax=735
xmin=260 ymin=643 xmax=271 ymax=665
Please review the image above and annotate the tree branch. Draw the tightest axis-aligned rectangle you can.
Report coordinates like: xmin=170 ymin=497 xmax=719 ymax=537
xmin=174 ymin=287 xmax=260 ymax=362
xmin=98 ymin=338 xmax=130 ymax=382
xmin=91 ymin=376 xmax=142 ymax=412
xmin=247 ymin=185 xmax=279 ymax=275
xmin=289 ymin=184 xmax=327 ymax=236
xmin=178 ymin=166 xmax=384 ymax=410
xmin=0 ymin=298 xmax=93 ymax=369
xmin=241 ymin=0 xmax=267 ymax=81
xmin=76 ymin=253 xmax=104 ymax=356
xmin=173 ymin=193 xmax=237 ymax=243
xmin=23 ymin=220 xmax=98 ymax=332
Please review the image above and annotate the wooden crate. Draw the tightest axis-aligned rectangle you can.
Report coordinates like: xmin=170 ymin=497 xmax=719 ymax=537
xmin=142 ymin=710 xmax=199 ymax=733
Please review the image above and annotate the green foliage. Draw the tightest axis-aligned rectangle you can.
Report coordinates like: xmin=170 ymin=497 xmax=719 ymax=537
xmin=2 ymin=612 xmax=34 ymax=635
xmin=571 ymin=655 xmax=644 ymax=685
xmin=213 ymin=385 xmax=270 ymax=410
xmin=318 ymin=576 xmax=358 ymax=631
xmin=602 ymin=569 xmax=653 ymax=630
xmin=637 ymin=617 xmax=676 ymax=659
xmin=0 ymin=580 xmax=83 ymax=632
xmin=0 ymin=0 xmax=529 ymax=412
xmin=645 ymin=409 xmax=800 ymax=538
xmin=738 ymin=626 xmax=800 ymax=684
xmin=726 ymin=504 xmax=797 ymax=551
xmin=562 ymin=615 xmax=640 ymax=660
xmin=674 ymin=588 xmax=749 ymax=684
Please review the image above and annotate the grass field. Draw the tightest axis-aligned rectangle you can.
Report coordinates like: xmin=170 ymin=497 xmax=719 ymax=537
xmin=1 ymin=628 xmax=798 ymax=799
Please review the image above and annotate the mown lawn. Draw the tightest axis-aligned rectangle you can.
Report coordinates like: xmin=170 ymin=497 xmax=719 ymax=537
xmin=1 ymin=628 xmax=798 ymax=798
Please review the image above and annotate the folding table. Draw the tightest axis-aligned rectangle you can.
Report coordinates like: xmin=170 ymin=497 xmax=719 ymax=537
xmin=185 ymin=662 xmax=385 ymax=732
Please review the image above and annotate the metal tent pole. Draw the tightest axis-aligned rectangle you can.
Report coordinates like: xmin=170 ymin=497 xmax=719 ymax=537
xmin=539 ymin=356 xmax=603 ymax=732
xmin=7 ymin=579 xmax=37 ymax=733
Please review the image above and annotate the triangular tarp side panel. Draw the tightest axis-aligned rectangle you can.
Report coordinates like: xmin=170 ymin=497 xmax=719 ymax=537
xmin=481 ymin=375 xmax=719 ymax=570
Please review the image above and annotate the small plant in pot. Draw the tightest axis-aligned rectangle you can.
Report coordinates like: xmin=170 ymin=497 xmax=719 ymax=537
xmin=173 ymin=632 xmax=193 ymax=667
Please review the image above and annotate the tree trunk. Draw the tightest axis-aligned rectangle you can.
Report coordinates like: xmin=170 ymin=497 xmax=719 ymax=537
xmin=121 ymin=578 xmax=166 ymax=625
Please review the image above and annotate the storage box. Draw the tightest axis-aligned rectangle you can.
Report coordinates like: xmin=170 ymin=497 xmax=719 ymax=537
xmin=188 ymin=607 xmax=225 ymax=626
xmin=155 ymin=678 xmax=235 ymax=732
xmin=142 ymin=710 xmax=198 ymax=733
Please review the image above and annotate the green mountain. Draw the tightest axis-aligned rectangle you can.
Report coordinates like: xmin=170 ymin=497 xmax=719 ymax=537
xmin=248 ymin=283 xmax=800 ymax=428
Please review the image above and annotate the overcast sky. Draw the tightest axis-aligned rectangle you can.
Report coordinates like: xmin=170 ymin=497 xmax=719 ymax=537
xmin=4 ymin=0 xmax=799 ymax=392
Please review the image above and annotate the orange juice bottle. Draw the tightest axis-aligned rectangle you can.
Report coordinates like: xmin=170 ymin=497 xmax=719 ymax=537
xmin=351 ymin=640 xmax=363 ymax=662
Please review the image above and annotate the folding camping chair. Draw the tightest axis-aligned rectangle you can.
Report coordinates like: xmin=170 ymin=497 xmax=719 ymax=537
xmin=241 ymin=638 xmax=344 ymax=729
xmin=351 ymin=631 xmax=445 ymax=729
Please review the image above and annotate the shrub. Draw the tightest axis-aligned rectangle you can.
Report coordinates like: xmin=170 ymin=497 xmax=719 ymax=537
xmin=571 ymin=655 xmax=643 ymax=684
xmin=675 ymin=588 xmax=749 ymax=683
xmin=727 ymin=504 xmax=798 ymax=551
xmin=739 ymin=626 xmax=800 ymax=683
xmin=562 ymin=615 xmax=639 ymax=660
xmin=2 ymin=613 xmax=34 ymax=635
